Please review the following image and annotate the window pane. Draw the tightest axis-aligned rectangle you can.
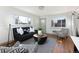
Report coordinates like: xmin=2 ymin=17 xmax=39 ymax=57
xmin=55 ymin=20 xmax=62 ymax=27
xmin=62 ymin=19 xmax=66 ymax=27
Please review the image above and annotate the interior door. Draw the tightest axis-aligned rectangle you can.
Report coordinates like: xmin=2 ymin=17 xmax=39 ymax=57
xmin=40 ymin=18 xmax=46 ymax=33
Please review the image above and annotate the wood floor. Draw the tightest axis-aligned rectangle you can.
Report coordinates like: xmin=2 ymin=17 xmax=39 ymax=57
xmin=47 ymin=34 xmax=74 ymax=53
xmin=0 ymin=34 xmax=74 ymax=53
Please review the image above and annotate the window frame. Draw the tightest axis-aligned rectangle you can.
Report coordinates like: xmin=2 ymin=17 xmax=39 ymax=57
xmin=51 ymin=19 xmax=66 ymax=27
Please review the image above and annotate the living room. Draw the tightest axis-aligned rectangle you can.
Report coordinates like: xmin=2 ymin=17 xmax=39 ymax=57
xmin=0 ymin=6 xmax=79 ymax=53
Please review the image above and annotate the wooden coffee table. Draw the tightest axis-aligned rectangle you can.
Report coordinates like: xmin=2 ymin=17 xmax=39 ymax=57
xmin=33 ymin=34 xmax=47 ymax=45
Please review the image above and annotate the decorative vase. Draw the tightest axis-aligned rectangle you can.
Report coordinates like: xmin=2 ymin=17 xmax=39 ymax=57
xmin=38 ymin=30 xmax=43 ymax=35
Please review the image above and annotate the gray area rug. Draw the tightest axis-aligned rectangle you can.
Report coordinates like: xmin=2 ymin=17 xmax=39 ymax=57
xmin=22 ymin=38 xmax=57 ymax=53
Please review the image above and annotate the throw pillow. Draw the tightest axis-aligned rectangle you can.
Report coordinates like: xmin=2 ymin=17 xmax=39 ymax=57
xmin=17 ymin=27 xmax=24 ymax=35
xmin=29 ymin=27 xmax=35 ymax=32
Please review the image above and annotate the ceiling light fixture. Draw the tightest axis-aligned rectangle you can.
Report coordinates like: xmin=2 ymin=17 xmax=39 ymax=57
xmin=38 ymin=6 xmax=45 ymax=10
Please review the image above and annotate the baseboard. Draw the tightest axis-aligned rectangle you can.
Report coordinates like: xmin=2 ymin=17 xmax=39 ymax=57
xmin=46 ymin=33 xmax=56 ymax=36
xmin=46 ymin=33 xmax=57 ymax=38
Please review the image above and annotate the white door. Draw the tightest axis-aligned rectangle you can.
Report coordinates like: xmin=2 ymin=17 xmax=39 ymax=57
xmin=40 ymin=18 xmax=46 ymax=33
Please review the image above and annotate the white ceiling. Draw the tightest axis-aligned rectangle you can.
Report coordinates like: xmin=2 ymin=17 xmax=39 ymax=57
xmin=14 ymin=6 xmax=79 ymax=16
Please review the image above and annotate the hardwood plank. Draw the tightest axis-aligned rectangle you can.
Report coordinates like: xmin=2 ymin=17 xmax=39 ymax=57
xmin=52 ymin=36 xmax=74 ymax=53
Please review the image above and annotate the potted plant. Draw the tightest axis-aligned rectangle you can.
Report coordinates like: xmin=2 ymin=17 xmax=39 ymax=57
xmin=38 ymin=28 xmax=43 ymax=35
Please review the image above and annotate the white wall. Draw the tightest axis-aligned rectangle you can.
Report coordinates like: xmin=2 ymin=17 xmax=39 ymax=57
xmin=40 ymin=12 xmax=72 ymax=35
xmin=0 ymin=7 xmax=39 ymax=44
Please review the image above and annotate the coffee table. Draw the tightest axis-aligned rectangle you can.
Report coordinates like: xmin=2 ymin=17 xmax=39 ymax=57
xmin=33 ymin=34 xmax=47 ymax=45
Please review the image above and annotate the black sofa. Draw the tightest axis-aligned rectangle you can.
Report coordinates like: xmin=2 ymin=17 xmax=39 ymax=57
xmin=13 ymin=27 xmax=35 ymax=42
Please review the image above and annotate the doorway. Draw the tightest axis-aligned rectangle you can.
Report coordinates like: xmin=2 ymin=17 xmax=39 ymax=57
xmin=40 ymin=18 xmax=46 ymax=33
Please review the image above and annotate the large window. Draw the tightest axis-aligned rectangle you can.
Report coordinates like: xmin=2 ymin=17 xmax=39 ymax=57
xmin=55 ymin=19 xmax=66 ymax=27
xmin=51 ymin=19 xmax=66 ymax=27
xmin=16 ymin=16 xmax=31 ymax=24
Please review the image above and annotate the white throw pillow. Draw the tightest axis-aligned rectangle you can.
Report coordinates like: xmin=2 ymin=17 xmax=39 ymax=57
xmin=29 ymin=27 xmax=35 ymax=32
xmin=17 ymin=27 xmax=24 ymax=35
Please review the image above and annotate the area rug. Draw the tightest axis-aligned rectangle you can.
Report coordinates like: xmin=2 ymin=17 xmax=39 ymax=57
xmin=22 ymin=38 xmax=57 ymax=53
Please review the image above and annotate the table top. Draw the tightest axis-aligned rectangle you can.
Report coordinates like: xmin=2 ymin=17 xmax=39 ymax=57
xmin=33 ymin=34 xmax=47 ymax=38
xmin=70 ymin=36 xmax=79 ymax=51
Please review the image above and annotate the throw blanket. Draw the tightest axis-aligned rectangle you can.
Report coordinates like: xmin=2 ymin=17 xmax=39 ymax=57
xmin=0 ymin=47 xmax=29 ymax=53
